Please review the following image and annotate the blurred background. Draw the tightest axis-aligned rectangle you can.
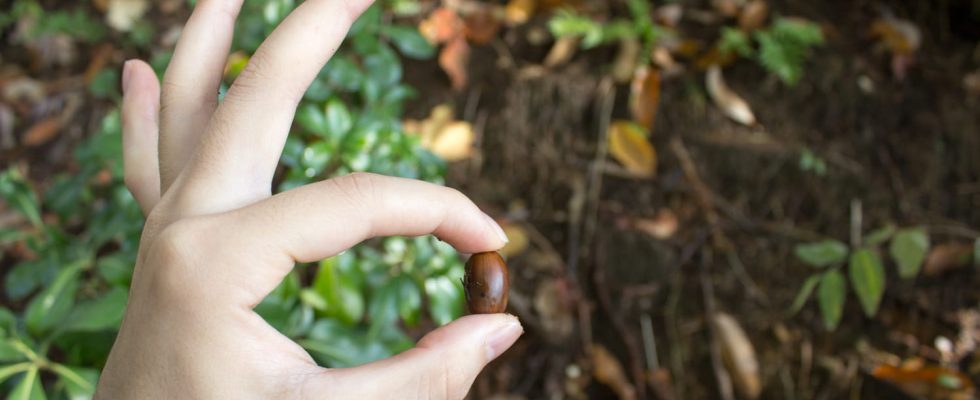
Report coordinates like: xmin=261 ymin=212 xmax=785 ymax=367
xmin=1 ymin=0 xmax=979 ymax=398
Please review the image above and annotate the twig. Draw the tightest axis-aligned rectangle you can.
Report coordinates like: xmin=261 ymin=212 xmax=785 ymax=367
xmin=850 ymin=199 xmax=862 ymax=248
xmin=699 ymin=248 xmax=735 ymax=400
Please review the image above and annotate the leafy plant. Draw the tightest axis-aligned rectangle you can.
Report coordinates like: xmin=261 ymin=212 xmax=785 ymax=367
xmin=790 ymin=227 xmax=930 ymax=330
xmin=547 ymin=0 xmax=664 ymax=63
xmin=0 ymin=0 xmax=461 ymax=396
xmin=719 ymin=17 xmax=824 ymax=85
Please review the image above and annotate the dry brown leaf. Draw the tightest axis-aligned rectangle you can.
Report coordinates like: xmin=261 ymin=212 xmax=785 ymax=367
xmin=611 ymin=38 xmax=641 ymax=83
xmin=504 ymin=0 xmax=535 ymax=26
xmin=440 ymin=36 xmax=471 ymax=90
xmin=499 ymin=221 xmax=530 ymax=258
xmin=870 ymin=17 xmax=921 ymax=55
xmin=92 ymin=0 xmax=109 ymax=13
xmin=738 ymin=0 xmax=768 ymax=31
xmin=633 ymin=208 xmax=678 ymax=239
xmin=629 ymin=66 xmax=661 ymax=130
xmin=872 ymin=363 xmax=975 ymax=398
xmin=706 ymin=65 xmax=756 ymax=126
xmin=694 ymin=46 xmax=737 ymax=70
xmin=591 ymin=345 xmax=637 ymax=400
xmin=463 ymin=8 xmax=501 ymax=45
xmin=923 ymin=243 xmax=974 ymax=277
xmin=608 ymin=120 xmax=656 ymax=177
xmin=543 ymin=36 xmax=578 ymax=67
xmin=107 ymin=0 xmax=150 ymax=32
xmin=419 ymin=7 xmax=463 ymax=45
xmin=21 ymin=117 xmax=61 ymax=147
xmin=713 ymin=0 xmax=741 ymax=17
xmin=655 ymin=4 xmax=684 ymax=28
xmin=83 ymin=44 xmax=114 ymax=84
xmin=713 ymin=313 xmax=761 ymax=400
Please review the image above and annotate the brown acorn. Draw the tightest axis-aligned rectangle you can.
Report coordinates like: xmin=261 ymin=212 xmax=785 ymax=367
xmin=463 ymin=251 xmax=509 ymax=314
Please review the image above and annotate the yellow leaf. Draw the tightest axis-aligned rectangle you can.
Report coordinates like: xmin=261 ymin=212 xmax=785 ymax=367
xmin=224 ymin=52 xmax=249 ymax=80
xmin=608 ymin=120 xmax=656 ymax=177
xmin=629 ymin=66 xmax=661 ymax=130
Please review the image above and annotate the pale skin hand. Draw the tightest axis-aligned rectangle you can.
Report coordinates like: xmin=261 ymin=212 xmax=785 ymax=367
xmin=95 ymin=0 xmax=522 ymax=398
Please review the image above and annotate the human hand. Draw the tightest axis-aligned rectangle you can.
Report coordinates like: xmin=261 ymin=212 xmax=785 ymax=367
xmin=95 ymin=0 xmax=521 ymax=398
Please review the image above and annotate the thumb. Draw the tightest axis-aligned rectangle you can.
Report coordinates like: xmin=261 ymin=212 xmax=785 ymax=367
xmin=307 ymin=314 xmax=523 ymax=400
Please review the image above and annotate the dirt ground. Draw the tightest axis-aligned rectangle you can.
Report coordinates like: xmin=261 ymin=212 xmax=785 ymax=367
xmin=400 ymin=0 xmax=980 ymax=398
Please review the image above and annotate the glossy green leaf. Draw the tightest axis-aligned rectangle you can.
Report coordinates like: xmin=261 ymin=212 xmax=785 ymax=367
xmin=326 ymin=56 xmax=363 ymax=92
xmin=817 ymin=270 xmax=845 ymax=330
xmin=25 ymin=258 xmax=87 ymax=336
xmin=0 ymin=307 xmax=16 ymax=336
xmin=95 ymin=253 xmax=134 ymax=287
xmin=794 ymin=240 xmax=849 ymax=268
xmin=366 ymin=278 xmax=399 ymax=338
xmin=864 ymin=224 xmax=896 ymax=247
xmin=325 ymin=98 xmax=353 ymax=140
xmin=51 ymin=364 xmax=97 ymax=400
xmin=889 ymin=228 xmax=929 ymax=279
xmin=63 ymin=287 xmax=128 ymax=332
xmin=296 ymin=103 xmax=328 ymax=137
xmin=315 ymin=258 xmax=364 ymax=325
xmin=849 ymin=249 xmax=885 ymax=317
xmin=788 ymin=274 xmax=820 ymax=315
xmin=381 ymin=25 xmax=435 ymax=59
xmin=364 ymin=44 xmax=402 ymax=87
xmin=299 ymin=288 xmax=328 ymax=312
xmin=8 ymin=365 xmax=44 ymax=400
xmin=0 ymin=168 xmax=42 ymax=228
xmin=425 ymin=275 xmax=464 ymax=326
xmin=396 ymin=276 xmax=422 ymax=326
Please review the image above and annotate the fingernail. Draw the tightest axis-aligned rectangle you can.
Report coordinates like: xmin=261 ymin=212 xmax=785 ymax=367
xmin=485 ymin=318 xmax=523 ymax=361
xmin=121 ymin=60 xmax=134 ymax=94
xmin=482 ymin=213 xmax=509 ymax=244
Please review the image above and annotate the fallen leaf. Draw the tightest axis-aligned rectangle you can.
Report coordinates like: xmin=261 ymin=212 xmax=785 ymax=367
xmin=463 ymin=8 xmax=501 ymax=45
xmin=633 ymin=209 xmax=678 ymax=239
xmin=499 ymin=221 xmax=530 ymax=258
xmin=655 ymin=4 xmax=684 ymax=27
xmin=651 ymin=47 xmax=683 ymax=76
xmin=591 ymin=345 xmax=637 ymax=400
xmin=713 ymin=0 xmax=741 ymax=17
xmin=406 ymin=105 xmax=475 ymax=161
xmin=505 ymin=0 xmax=536 ymax=26
xmin=543 ymin=36 xmax=578 ymax=67
xmin=870 ymin=17 xmax=921 ymax=55
xmin=419 ymin=7 xmax=463 ymax=44
xmin=872 ymin=363 xmax=974 ymax=398
xmin=629 ymin=66 xmax=661 ymax=130
xmin=706 ymin=65 xmax=756 ymax=125
xmin=608 ymin=120 xmax=656 ymax=177
xmin=738 ymin=0 xmax=768 ymax=31
xmin=83 ymin=44 xmax=115 ymax=85
xmin=21 ymin=117 xmax=61 ymax=147
xmin=107 ymin=0 xmax=150 ymax=32
xmin=1 ymin=77 xmax=45 ymax=104
xmin=92 ymin=0 xmax=109 ymax=12
xmin=922 ymin=243 xmax=974 ymax=277
xmin=713 ymin=313 xmax=761 ymax=400
xmin=439 ymin=36 xmax=471 ymax=90
xmin=611 ymin=37 xmax=641 ymax=83
xmin=694 ymin=46 xmax=738 ymax=70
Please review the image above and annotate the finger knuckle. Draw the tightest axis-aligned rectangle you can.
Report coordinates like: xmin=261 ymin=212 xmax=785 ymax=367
xmin=331 ymin=172 xmax=382 ymax=206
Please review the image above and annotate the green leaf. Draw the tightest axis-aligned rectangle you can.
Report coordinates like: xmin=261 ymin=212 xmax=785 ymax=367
xmin=753 ymin=17 xmax=824 ymax=85
xmin=0 ymin=307 xmax=17 ymax=336
xmin=24 ymin=258 xmax=87 ymax=336
xmin=326 ymin=56 xmax=364 ymax=92
xmin=325 ymin=98 xmax=353 ymax=140
xmin=381 ymin=25 xmax=435 ymax=59
xmin=719 ymin=27 xmax=753 ymax=57
xmin=0 ymin=362 xmax=31 ymax=384
xmin=794 ymin=240 xmax=849 ymax=268
xmin=817 ymin=270 xmax=845 ymax=330
xmin=425 ymin=275 xmax=464 ymax=326
xmin=864 ymin=224 xmax=896 ymax=246
xmin=788 ymin=274 xmax=820 ymax=315
xmin=50 ymin=364 xmax=97 ymax=400
xmin=0 ymin=339 xmax=27 ymax=363
xmin=95 ymin=253 xmax=134 ymax=287
xmin=0 ymin=168 xmax=42 ymax=228
xmin=314 ymin=257 xmax=364 ymax=325
xmin=366 ymin=278 xmax=399 ymax=338
xmin=396 ymin=276 xmax=422 ymax=326
xmin=849 ymin=249 xmax=885 ymax=317
xmin=8 ymin=365 xmax=45 ymax=400
xmin=63 ymin=287 xmax=128 ymax=333
xmin=296 ymin=103 xmax=328 ymax=137
xmin=363 ymin=44 xmax=402 ymax=87
xmin=88 ymin=69 xmax=119 ymax=99
xmin=889 ymin=228 xmax=929 ymax=279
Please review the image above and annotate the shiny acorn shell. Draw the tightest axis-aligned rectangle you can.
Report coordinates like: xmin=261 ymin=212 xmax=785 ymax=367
xmin=463 ymin=252 xmax=509 ymax=314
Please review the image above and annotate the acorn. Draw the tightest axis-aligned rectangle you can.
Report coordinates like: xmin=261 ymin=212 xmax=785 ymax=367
xmin=463 ymin=251 xmax=509 ymax=314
